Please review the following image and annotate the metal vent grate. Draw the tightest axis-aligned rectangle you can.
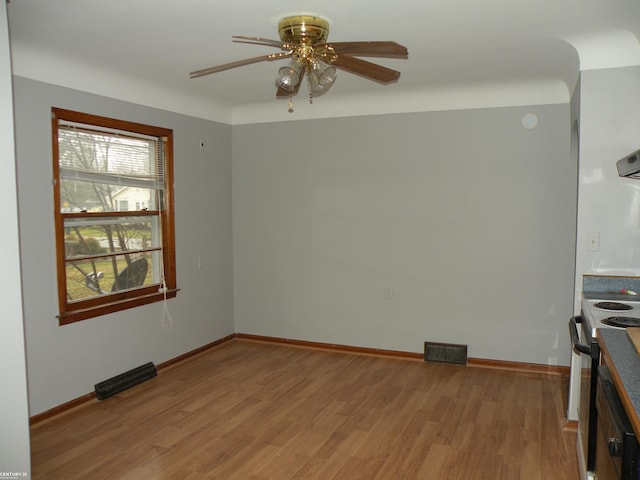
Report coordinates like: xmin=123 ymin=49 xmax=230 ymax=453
xmin=424 ymin=342 xmax=467 ymax=365
xmin=94 ymin=362 xmax=157 ymax=400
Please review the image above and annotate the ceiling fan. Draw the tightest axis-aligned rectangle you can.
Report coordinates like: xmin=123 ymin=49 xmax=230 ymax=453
xmin=189 ymin=15 xmax=408 ymax=104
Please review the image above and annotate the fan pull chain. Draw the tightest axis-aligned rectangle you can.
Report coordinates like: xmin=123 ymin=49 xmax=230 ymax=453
xmin=287 ymin=98 xmax=294 ymax=113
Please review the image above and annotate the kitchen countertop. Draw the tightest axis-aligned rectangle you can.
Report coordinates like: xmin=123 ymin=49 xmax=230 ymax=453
xmin=584 ymin=291 xmax=640 ymax=302
xmin=597 ymin=328 xmax=640 ymax=438
xmin=583 ymin=274 xmax=640 ymax=298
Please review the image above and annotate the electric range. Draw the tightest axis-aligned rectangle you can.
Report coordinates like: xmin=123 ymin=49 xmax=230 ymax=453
xmin=575 ymin=296 xmax=640 ymax=479
xmin=582 ymin=297 xmax=640 ymax=338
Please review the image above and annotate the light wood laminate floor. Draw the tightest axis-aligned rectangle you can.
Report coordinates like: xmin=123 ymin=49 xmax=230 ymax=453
xmin=30 ymin=339 xmax=579 ymax=479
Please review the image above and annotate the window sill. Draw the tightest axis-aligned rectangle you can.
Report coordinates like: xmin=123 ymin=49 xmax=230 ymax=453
xmin=58 ymin=289 xmax=179 ymax=325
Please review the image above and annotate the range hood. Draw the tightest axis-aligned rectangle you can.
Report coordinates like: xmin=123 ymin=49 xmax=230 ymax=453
xmin=617 ymin=149 xmax=640 ymax=178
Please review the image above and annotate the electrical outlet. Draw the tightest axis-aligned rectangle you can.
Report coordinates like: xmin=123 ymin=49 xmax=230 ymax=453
xmin=384 ymin=287 xmax=394 ymax=300
xmin=587 ymin=232 xmax=600 ymax=252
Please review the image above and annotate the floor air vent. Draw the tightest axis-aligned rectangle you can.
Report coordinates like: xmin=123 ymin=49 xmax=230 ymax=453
xmin=94 ymin=362 xmax=157 ymax=400
xmin=424 ymin=342 xmax=467 ymax=365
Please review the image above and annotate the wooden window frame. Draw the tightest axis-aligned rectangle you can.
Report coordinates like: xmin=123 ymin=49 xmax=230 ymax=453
xmin=52 ymin=108 xmax=178 ymax=325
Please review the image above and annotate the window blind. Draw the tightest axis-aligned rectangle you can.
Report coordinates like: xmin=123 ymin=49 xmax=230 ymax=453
xmin=57 ymin=121 xmax=165 ymax=190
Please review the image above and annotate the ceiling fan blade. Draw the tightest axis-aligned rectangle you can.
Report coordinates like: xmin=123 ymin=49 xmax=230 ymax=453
xmin=190 ymin=52 xmax=292 ymax=78
xmin=325 ymin=41 xmax=408 ymax=59
xmin=330 ymin=54 xmax=401 ymax=84
xmin=276 ymin=69 xmax=305 ymax=98
xmin=232 ymin=36 xmax=286 ymax=48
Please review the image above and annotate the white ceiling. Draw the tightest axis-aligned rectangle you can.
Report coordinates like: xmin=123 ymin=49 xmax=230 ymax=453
xmin=7 ymin=0 xmax=640 ymax=124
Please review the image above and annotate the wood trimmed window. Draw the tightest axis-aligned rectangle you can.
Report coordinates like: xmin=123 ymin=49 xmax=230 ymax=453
xmin=52 ymin=108 xmax=177 ymax=325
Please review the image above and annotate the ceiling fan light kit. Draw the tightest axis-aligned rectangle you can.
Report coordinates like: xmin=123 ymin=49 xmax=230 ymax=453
xmin=308 ymin=59 xmax=337 ymax=94
xmin=277 ymin=58 xmax=305 ymax=92
xmin=189 ymin=14 xmax=408 ymax=109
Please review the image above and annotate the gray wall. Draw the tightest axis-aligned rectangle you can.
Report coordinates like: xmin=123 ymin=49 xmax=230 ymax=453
xmin=575 ymin=66 xmax=640 ymax=294
xmin=13 ymin=77 xmax=234 ymax=415
xmin=14 ymin=75 xmax=579 ymax=417
xmin=1 ymin=4 xmax=30 ymax=475
xmin=233 ymin=106 xmax=577 ymax=365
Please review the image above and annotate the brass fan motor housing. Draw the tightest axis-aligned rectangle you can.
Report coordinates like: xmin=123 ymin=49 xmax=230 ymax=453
xmin=278 ymin=15 xmax=330 ymax=45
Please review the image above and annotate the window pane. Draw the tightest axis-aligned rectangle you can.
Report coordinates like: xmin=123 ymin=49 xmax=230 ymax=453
xmin=63 ymin=216 xmax=161 ymax=259
xmin=60 ymin=179 xmax=158 ymax=212
xmin=65 ymin=252 xmax=160 ymax=303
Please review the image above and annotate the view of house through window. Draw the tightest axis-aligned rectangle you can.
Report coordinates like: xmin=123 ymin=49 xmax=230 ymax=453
xmin=52 ymin=108 xmax=177 ymax=324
